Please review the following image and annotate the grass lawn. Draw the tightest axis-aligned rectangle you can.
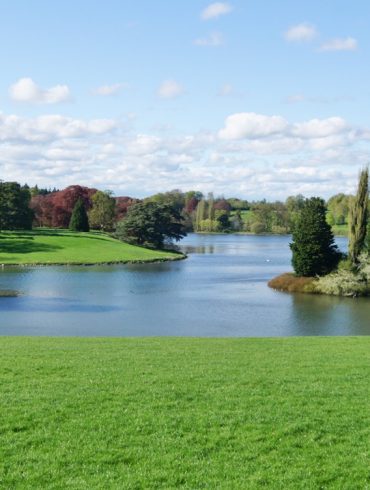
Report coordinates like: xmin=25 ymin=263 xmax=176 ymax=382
xmin=0 ymin=229 xmax=182 ymax=265
xmin=1 ymin=337 xmax=370 ymax=488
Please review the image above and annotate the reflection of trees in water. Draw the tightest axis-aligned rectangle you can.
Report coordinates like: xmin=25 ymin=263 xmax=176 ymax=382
xmin=181 ymin=245 xmax=215 ymax=254
xmin=291 ymin=293 xmax=370 ymax=335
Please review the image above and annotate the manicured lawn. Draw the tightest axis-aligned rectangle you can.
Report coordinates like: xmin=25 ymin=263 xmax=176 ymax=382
xmin=0 ymin=229 xmax=182 ymax=265
xmin=1 ymin=337 xmax=370 ymax=488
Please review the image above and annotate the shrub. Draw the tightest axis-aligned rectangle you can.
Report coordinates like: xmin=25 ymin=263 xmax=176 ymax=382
xmin=268 ymin=273 xmax=317 ymax=293
xmin=250 ymin=222 xmax=266 ymax=234
xmin=315 ymin=254 xmax=370 ymax=296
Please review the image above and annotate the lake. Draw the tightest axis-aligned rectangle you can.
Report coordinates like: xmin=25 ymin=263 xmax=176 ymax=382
xmin=0 ymin=234 xmax=369 ymax=336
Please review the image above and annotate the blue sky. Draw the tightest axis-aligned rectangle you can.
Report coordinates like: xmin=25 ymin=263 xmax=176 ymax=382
xmin=0 ymin=0 xmax=369 ymax=199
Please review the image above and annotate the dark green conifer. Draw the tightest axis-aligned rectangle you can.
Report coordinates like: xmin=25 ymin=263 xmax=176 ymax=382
xmin=290 ymin=197 xmax=340 ymax=276
xmin=69 ymin=198 xmax=90 ymax=232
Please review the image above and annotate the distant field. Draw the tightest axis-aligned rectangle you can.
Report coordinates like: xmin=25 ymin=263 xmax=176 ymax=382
xmin=1 ymin=337 xmax=370 ymax=488
xmin=0 ymin=229 xmax=181 ymax=265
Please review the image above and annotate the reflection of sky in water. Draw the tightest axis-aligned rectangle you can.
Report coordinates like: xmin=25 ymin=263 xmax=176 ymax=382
xmin=0 ymin=234 xmax=368 ymax=337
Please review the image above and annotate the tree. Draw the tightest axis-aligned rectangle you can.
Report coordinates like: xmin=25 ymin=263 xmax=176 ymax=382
xmin=88 ymin=191 xmax=116 ymax=231
xmin=69 ymin=198 xmax=90 ymax=232
xmin=115 ymin=201 xmax=186 ymax=249
xmin=195 ymin=200 xmax=207 ymax=232
xmin=0 ymin=182 xmax=33 ymax=230
xmin=290 ymin=197 xmax=340 ymax=276
xmin=348 ymin=168 xmax=369 ymax=264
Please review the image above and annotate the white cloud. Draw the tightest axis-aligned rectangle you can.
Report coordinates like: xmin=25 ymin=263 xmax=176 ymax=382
xmin=91 ymin=83 xmax=127 ymax=96
xmin=9 ymin=78 xmax=71 ymax=104
xmin=218 ymin=112 xmax=288 ymax=140
xmin=284 ymin=23 xmax=317 ymax=42
xmin=291 ymin=117 xmax=348 ymax=138
xmin=0 ymin=110 xmax=369 ymax=200
xmin=157 ymin=80 xmax=185 ymax=99
xmin=201 ymin=2 xmax=233 ymax=20
xmin=193 ymin=31 xmax=224 ymax=46
xmin=319 ymin=37 xmax=358 ymax=52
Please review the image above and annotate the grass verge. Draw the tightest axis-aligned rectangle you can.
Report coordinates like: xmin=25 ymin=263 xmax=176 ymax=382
xmin=0 ymin=229 xmax=183 ymax=265
xmin=1 ymin=337 xmax=370 ymax=488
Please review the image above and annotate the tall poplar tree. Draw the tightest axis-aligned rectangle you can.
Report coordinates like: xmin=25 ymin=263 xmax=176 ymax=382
xmin=195 ymin=200 xmax=206 ymax=232
xmin=348 ymin=168 xmax=369 ymax=264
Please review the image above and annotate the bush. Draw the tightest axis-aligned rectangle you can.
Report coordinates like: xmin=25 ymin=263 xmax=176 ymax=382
xmin=250 ymin=222 xmax=266 ymax=234
xmin=271 ymin=225 xmax=288 ymax=235
xmin=268 ymin=273 xmax=317 ymax=293
xmin=315 ymin=254 xmax=370 ymax=296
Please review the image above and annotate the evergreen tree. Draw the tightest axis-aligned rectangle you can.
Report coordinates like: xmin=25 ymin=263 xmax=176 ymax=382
xmin=348 ymin=168 xmax=369 ymax=264
xmin=290 ymin=197 xmax=340 ymax=276
xmin=0 ymin=182 xmax=33 ymax=230
xmin=69 ymin=198 xmax=90 ymax=232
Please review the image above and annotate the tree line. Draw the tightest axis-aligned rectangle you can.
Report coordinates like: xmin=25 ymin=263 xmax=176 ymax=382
xmin=1 ymin=178 xmax=368 ymax=243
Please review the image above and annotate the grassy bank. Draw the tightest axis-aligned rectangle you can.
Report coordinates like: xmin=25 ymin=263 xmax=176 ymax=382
xmin=0 ymin=229 xmax=183 ymax=265
xmin=1 ymin=337 xmax=370 ymax=488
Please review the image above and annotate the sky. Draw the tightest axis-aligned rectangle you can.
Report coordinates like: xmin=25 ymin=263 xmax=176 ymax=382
xmin=0 ymin=0 xmax=369 ymax=199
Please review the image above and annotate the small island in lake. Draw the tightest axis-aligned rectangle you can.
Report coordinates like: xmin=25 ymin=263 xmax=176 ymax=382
xmin=269 ymin=169 xmax=370 ymax=297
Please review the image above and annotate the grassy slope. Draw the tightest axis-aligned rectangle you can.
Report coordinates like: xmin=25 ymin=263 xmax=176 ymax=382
xmin=0 ymin=229 xmax=181 ymax=265
xmin=1 ymin=337 xmax=370 ymax=488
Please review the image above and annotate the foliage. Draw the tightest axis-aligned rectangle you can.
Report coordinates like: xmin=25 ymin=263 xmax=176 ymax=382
xmin=115 ymin=201 xmax=186 ymax=249
xmin=315 ymin=254 xmax=370 ymax=296
xmin=348 ymin=168 xmax=369 ymax=264
xmin=327 ymin=193 xmax=351 ymax=226
xmin=268 ymin=273 xmax=316 ymax=293
xmin=290 ymin=197 xmax=341 ymax=276
xmin=115 ymin=196 xmax=139 ymax=221
xmin=250 ymin=222 xmax=266 ymax=234
xmin=3 ymin=337 xmax=370 ymax=488
xmin=30 ymin=185 xmax=96 ymax=228
xmin=69 ymin=198 xmax=90 ymax=232
xmin=0 ymin=229 xmax=181 ymax=265
xmin=0 ymin=181 xmax=33 ymax=230
xmin=88 ymin=191 xmax=116 ymax=231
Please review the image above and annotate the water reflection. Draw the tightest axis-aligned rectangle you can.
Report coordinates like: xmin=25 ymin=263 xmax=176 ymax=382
xmin=0 ymin=233 xmax=368 ymax=337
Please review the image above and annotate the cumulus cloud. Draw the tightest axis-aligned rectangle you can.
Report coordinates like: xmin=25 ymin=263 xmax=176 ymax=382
xmin=157 ymin=80 xmax=185 ymax=99
xmin=9 ymin=78 xmax=71 ymax=104
xmin=319 ymin=37 xmax=358 ymax=51
xmin=291 ymin=117 xmax=348 ymax=138
xmin=0 ymin=113 xmax=116 ymax=142
xmin=193 ymin=31 xmax=224 ymax=46
xmin=201 ymin=2 xmax=233 ymax=20
xmin=218 ymin=112 xmax=288 ymax=140
xmin=0 ymin=110 xmax=369 ymax=199
xmin=284 ymin=23 xmax=317 ymax=42
xmin=91 ymin=83 xmax=127 ymax=96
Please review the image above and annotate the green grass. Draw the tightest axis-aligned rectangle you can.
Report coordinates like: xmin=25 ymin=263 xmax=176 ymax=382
xmin=0 ymin=229 xmax=182 ymax=265
xmin=1 ymin=337 xmax=370 ymax=488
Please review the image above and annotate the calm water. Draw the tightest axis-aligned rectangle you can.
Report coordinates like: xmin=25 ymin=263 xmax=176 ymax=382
xmin=0 ymin=234 xmax=369 ymax=336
